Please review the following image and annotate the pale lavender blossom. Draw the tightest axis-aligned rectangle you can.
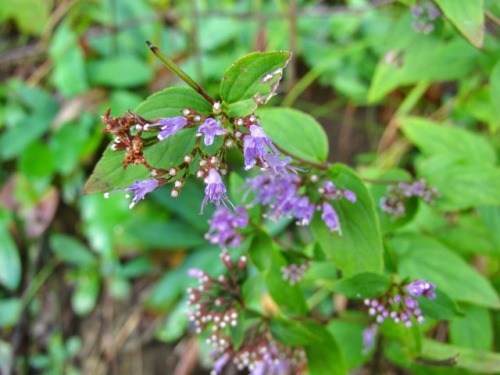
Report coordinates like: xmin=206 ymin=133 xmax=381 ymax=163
xmin=145 ymin=116 xmax=187 ymax=141
xmin=281 ymin=263 xmax=310 ymax=285
xmin=362 ymin=325 xmax=378 ymax=353
xmin=202 ymin=169 xmax=231 ymax=212
xmin=321 ymin=202 xmax=340 ymax=233
xmin=263 ymin=154 xmax=299 ymax=175
xmin=406 ymin=279 xmax=436 ymax=299
xmin=104 ymin=179 xmax=159 ymax=209
xmin=197 ymin=118 xmax=226 ymax=146
xmin=206 ymin=206 xmax=249 ymax=247
xmin=293 ymin=196 xmax=315 ymax=226
xmin=243 ymin=125 xmax=279 ymax=170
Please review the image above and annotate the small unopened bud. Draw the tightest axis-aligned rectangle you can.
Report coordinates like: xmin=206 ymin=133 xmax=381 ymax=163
xmin=196 ymin=170 xmax=204 ymax=178
xmin=196 ymin=132 xmax=202 ymax=138
xmin=104 ymin=192 xmax=110 ymax=199
xmin=210 ymin=156 xmax=219 ymax=165
xmin=171 ymin=189 xmax=179 ymax=198
xmin=236 ymin=118 xmax=244 ymax=126
xmin=238 ymin=256 xmax=247 ymax=270
xmin=182 ymin=108 xmax=190 ymax=116
xmin=213 ymin=101 xmax=222 ymax=114
xmin=225 ymin=139 xmax=234 ymax=148
xmin=169 ymin=168 xmax=177 ymax=177
xmin=219 ymin=168 xmax=227 ymax=175
xmin=249 ymin=115 xmax=256 ymax=122
xmin=110 ymin=144 xmax=117 ymax=151
xmin=184 ymin=155 xmax=193 ymax=164
xmin=135 ymin=125 xmax=142 ymax=131
xmin=174 ymin=180 xmax=183 ymax=188
xmin=150 ymin=169 xmax=158 ymax=177
xmin=199 ymin=159 xmax=208 ymax=167
xmin=310 ymin=174 xmax=319 ymax=182
xmin=235 ymin=131 xmax=242 ymax=139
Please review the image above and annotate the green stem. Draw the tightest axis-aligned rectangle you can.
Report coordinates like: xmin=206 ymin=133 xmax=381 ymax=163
xmin=146 ymin=41 xmax=215 ymax=105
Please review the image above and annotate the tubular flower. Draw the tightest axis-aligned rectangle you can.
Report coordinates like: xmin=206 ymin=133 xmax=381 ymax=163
xmin=243 ymin=125 xmax=279 ymax=170
xmin=202 ymin=169 xmax=231 ymax=212
xmin=145 ymin=116 xmax=187 ymax=141
xmin=104 ymin=179 xmax=159 ymax=209
xmin=198 ymin=118 xmax=226 ymax=146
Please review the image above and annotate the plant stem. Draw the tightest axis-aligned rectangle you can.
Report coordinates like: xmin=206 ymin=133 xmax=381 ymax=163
xmin=146 ymin=41 xmax=215 ymax=105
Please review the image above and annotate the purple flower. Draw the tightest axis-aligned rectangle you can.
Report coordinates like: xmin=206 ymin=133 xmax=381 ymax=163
xmin=202 ymin=169 xmax=231 ymax=212
xmin=243 ymin=125 xmax=278 ymax=170
xmin=321 ymin=202 xmax=340 ymax=233
xmin=146 ymin=116 xmax=187 ymax=141
xmin=206 ymin=206 xmax=249 ymax=247
xmin=212 ymin=353 xmax=230 ymax=374
xmin=344 ymin=190 xmax=357 ymax=202
xmin=406 ymin=280 xmax=436 ymax=299
xmin=197 ymin=118 xmax=226 ymax=146
xmin=362 ymin=325 xmax=378 ymax=353
xmin=105 ymin=179 xmax=159 ymax=209
xmin=263 ymin=154 xmax=299 ymax=175
xmin=293 ymin=196 xmax=315 ymax=226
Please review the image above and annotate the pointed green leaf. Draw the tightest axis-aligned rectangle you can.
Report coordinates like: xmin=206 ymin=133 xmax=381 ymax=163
xmin=333 ymin=272 xmax=391 ymax=299
xmin=220 ymin=51 xmax=291 ymax=116
xmin=434 ymin=0 xmax=484 ymax=48
xmin=311 ymin=164 xmax=384 ymax=276
xmin=304 ymin=322 xmax=347 ymax=375
xmin=390 ymin=234 xmax=500 ymax=308
xmin=449 ymin=304 xmax=493 ymax=351
xmin=257 ymin=107 xmax=329 ymax=163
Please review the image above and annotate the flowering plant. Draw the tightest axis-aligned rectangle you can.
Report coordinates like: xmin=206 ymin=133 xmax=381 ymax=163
xmin=84 ymin=33 xmax=499 ymax=373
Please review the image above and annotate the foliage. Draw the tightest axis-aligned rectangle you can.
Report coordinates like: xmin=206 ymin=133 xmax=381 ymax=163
xmin=1 ymin=0 xmax=500 ymax=374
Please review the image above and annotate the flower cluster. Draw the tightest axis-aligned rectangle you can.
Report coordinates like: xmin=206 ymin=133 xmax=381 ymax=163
xmin=380 ymin=179 xmax=439 ymax=219
xmin=281 ymin=262 xmax=311 ymax=285
xmin=364 ymin=279 xmax=436 ymax=328
xmin=186 ymin=250 xmax=246 ymax=335
xmin=411 ymin=1 xmax=441 ymax=34
xmin=205 ymin=206 xmax=249 ymax=248
xmin=212 ymin=331 xmax=307 ymax=375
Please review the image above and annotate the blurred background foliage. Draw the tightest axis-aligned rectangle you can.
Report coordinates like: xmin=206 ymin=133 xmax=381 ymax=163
xmin=0 ymin=0 xmax=499 ymax=374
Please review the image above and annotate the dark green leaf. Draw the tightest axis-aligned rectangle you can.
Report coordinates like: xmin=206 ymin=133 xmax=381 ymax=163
xmin=0 ymin=223 xmax=21 ymax=291
xmin=490 ymin=60 xmax=500 ymax=132
xmin=220 ymin=51 xmax=291 ymax=116
xmin=269 ymin=316 xmax=320 ymax=346
xmin=311 ymin=164 xmax=384 ymax=276
xmin=257 ymin=107 xmax=329 ymax=163
xmin=434 ymin=0 xmax=484 ymax=48
xmin=333 ymin=272 xmax=391 ymax=299
xmin=418 ymin=289 xmax=462 ymax=321
xmin=390 ymin=234 xmax=500 ymax=308
xmin=304 ymin=322 xmax=348 ymax=375
xmin=400 ymin=117 xmax=496 ymax=165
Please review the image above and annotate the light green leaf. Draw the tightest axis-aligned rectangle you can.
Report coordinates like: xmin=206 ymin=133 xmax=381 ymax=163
xmin=220 ymin=51 xmax=291 ymax=116
xmin=390 ymin=234 xmax=500 ymax=309
xmin=490 ymin=59 xmax=500 ymax=131
xmin=417 ymin=154 xmax=500 ymax=211
xmin=50 ymin=233 xmax=96 ymax=268
xmin=449 ymin=304 xmax=493 ymax=351
xmin=421 ymin=339 xmax=500 ymax=373
xmin=400 ymin=117 xmax=496 ymax=164
xmin=0 ymin=224 xmax=21 ymax=291
xmin=72 ymin=272 xmax=100 ymax=316
xmin=257 ymin=107 xmax=329 ymax=163
xmin=87 ymin=56 xmax=153 ymax=88
xmin=311 ymin=164 xmax=384 ymax=276
xmin=434 ymin=0 xmax=484 ymax=48
xmin=0 ymin=298 xmax=22 ymax=328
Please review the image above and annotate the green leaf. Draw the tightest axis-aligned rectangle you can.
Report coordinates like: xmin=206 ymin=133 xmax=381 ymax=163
xmin=303 ymin=322 xmax=347 ymax=375
xmin=0 ymin=0 xmax=49 ymax=36
xmin=0 ymin=298 xmax=22 ymax=328
xmin=257 ymin=107 xmax=329 ymax=163
xmin=72 ymin=272 xmax=100 ymax=315
xmin=249 ymin=233 xmax=308 ymax=315
xmin=84 ymin=128 xmax=197 ymax=194
xmin=449 ymin=304 xmax=493 ymax=351
xmin=478 ymin=205 xmax=500 ymax=249
xmin=269 ymin=316 xmax=320 ymax=345
xmin=368 ymin=30 xmax=478 ymax=102
xmin=417 ymin=154 xmax=500 ymax=211
xmin=0 ymin=223 xmax=21 ymax=291
xmin=434 ymin=0 xmax=484 ymax=48
xmin=135 ymin=86 xmax=212 ymax=118
xmin=220 ymin=51 xmax=291 ymax=116
xmin=390 ymin=234 xmax=500 ymax=308
xmin=400 ymin=117 xmax=496 ymax=165
xmin=333 ymin=272 xmax=391 ymax=299
xmin=418 ymin=289 xmax=462 ymax=321
xmin=311 ymin=164 xmax=384 ymax=276
xmin=490 ymin=59 xmax=500 ymax=131
xmin=50 ymin=234 xmax=96 ymax=268
xmin=87 ymin=56 xmax=153 ymax=88
xmin=421 ymin=339 xmax=500 ymax=373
